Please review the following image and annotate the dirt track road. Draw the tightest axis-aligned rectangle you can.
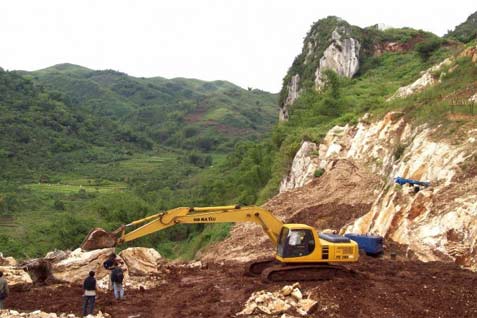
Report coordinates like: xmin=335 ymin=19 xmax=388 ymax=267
xmin=6 ymin=255 xmax=477 ymax=318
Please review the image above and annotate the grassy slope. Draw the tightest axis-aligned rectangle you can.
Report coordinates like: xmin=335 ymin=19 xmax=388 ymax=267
xmin=0 ymin=65 xmax=277 ymax=259
xmin=30 ymin=64 xmax=277 ymax=152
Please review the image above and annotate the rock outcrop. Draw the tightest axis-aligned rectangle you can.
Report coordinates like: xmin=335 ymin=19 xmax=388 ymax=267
xmin=279 ymin=17 xmax=362 ymax=122
xmin=314 ymin=28 xmax=361 ymax=89
xmin=280 ymin=111 xmax=477 ymax=268
xmin=279 ymin=74 xmax=300 ymax=121
xmin=280 ymin=141 xmax=319 ymax=192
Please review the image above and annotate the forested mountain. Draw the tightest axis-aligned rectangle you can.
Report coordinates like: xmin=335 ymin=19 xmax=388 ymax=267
xmin=28 ymin=64 xmax=277 ymax=153
xmin=445 ymin=11 xmax=477 ymax=43
xmin=0 ymin=68 xmax=152 ymax=179
xmin=1 ymin=11 xmax=476 ymax=260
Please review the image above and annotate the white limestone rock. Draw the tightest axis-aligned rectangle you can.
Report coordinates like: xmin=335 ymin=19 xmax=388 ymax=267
xmin=280 ymin=141 xmax=320 ymax=193
xmin=388 ymin=58 xmax=453 ymax=100
xmin=315 ymin=27 xmax=361 ymax=90
xmin=279 ymin=74 xmax=300 ymax=121
xmin=119 ymin=247 xmax=161 ymax=276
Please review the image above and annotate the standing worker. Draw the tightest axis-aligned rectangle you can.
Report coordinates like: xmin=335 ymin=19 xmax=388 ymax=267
xmin=82 ymin=271 xmax=97 ymax=316
xmin=0 ymin=271 xmax=9 ymax=309
xmin=111 ymin=265 xmax=125 ymax=300
xmin=103 ymin=253 xmax=120 ymax=291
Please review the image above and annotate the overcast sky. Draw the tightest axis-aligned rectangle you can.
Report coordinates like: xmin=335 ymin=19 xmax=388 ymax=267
xmin=1 ymin=0 xmax=475 ymax=92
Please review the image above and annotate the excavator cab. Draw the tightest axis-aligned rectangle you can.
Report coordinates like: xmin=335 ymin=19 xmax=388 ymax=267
xmin=275 ymin=224 xmax=359 ymax=263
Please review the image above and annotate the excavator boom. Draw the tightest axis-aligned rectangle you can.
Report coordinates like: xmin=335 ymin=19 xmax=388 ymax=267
xmin=82 ymin=205 xmax=283 ymax=250
xmin=119 ymin=205 xmax=283 ymax=245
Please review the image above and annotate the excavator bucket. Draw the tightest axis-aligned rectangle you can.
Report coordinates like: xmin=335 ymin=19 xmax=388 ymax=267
xmin=81 ymin=228 xmax=118 ymax=251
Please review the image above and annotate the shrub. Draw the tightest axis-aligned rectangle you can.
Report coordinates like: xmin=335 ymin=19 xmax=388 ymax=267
xmin=314 ymin=168 xmax=325 ymax=178
xmin=415 ymin=38 xmax=443 ymax=60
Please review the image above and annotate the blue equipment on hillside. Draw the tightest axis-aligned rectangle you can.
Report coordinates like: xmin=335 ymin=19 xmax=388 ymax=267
xmin=344 ymin=233 xmax=383 ymax=255
xmin=394 ymin=176 xmax=430 ymax=188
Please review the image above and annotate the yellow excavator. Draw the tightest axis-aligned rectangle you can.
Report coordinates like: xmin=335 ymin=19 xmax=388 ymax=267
xmin=82 ymin=205 xmax=359 ymax=282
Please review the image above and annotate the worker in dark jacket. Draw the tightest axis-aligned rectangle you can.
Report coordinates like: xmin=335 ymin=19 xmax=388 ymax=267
xmin=82 ymin=271 xmax=96 ymax=316
xmin=111 ymin=266 xmax=125 ymax=300
xmin=0 ymin=271 xmax=9 ymax=309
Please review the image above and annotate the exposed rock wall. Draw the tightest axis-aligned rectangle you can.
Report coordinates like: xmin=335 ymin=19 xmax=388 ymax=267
xmin=388 ymin=58 xmax=453 ymax=100
xmin=315 ymin=28 xmax=361 ymax=89
xmin=279 ymin=18 xmax=362 ymax=122
xmin=279 ymin=74 xmax=300 ymax=121
xmin=280 ymin=111 xmax=477 ymax=268
xmin=279 ymin=141 xmax=319 ymax=192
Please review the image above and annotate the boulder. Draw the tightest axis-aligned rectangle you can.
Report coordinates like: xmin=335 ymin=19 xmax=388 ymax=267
xmin=0 ymin=255 xmax=16 ymax=266
xmin=51 ymin=248 xmax=118 ymax=283
xmin=0 ymin=266 xmax=32 ymax=289
xmin=118 ymin=247 xmax=161 ymax=276
xmin=237 ymin=284 xmax=317 ymax=316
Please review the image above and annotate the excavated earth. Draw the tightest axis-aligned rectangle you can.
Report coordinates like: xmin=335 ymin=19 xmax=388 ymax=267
xmin=4 ymin=159 xmax=477 ymax=317
xmin=5 ymin=255 xmax=477 ymax=318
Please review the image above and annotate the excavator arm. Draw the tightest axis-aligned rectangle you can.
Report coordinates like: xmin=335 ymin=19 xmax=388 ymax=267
xmin=114 ymin=205 xmax=283 ymax=246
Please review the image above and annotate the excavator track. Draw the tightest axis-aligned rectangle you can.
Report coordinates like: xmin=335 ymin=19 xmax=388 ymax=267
xmin=245 ymin=258 xmax=278 ymax=276
xmin=261 ymin=263 xmax=356 ymax=283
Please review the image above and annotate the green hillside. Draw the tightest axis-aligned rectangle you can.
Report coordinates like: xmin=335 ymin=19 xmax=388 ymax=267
xmin=227 ymin=16 xmax=476 ymax=204
xmin=0 ymin=65 xmax=277 ymax=259
xmin=0 ymin=68 xmax=152 ymax=180
xmin=1 ymin=12 xmax=475 ymax=261
xmin=445 ymin=11 xmax=477 ymax=43
xmin=29 ymin=64 xmax=277 ymax=152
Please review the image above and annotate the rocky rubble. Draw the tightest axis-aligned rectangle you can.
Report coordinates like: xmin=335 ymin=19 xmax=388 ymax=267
xmin=0 ymin=246 xmax=165 ymax=291
xmin=237 ymin=283 xmax=317 ymax=317
xmin=0 ymin=266 xmax=32 ymax=289
xmin=0 ymin=254 xmax=17 ymax=266
xmin=279 ymin=110 xmax=477 ymax=268
xmin=0 ymin=309 xmax=110 ymax=318
xmin=51 ymin=248 xmax=118 ymax=283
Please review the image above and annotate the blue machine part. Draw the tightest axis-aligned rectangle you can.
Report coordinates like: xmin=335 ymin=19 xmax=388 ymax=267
xmin=344 ymin=233 xmax=384 ymax=255
xmin=394 ymin=176 xmax=430 ymax=187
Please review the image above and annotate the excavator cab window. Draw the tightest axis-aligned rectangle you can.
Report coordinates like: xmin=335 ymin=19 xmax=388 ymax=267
xmin=277 ymin=228 xmax=315 ymax=258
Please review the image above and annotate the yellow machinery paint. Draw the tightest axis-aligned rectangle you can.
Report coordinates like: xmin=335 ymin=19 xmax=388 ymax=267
xmin=111 ymin=205 xmax=359 ymax=265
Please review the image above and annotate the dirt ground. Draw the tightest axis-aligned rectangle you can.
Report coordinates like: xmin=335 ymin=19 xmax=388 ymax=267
xmin=5 ymin=254 xmax=477 ymax=318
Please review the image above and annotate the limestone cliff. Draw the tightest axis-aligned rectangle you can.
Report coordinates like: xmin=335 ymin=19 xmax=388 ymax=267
xmin=280 ymin=112 xmax=477 ymax=269
xmin=314 ymin=27 xmax=361 ymax=89
xmin=279 ymin=17 xmax=363 ymax=121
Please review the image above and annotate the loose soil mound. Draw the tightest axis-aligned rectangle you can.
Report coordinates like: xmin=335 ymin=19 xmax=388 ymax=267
xmin=200 ymin=159 xmax=382 ymax=263
xmin=5 ymin=257 xmax=477 ymax=318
